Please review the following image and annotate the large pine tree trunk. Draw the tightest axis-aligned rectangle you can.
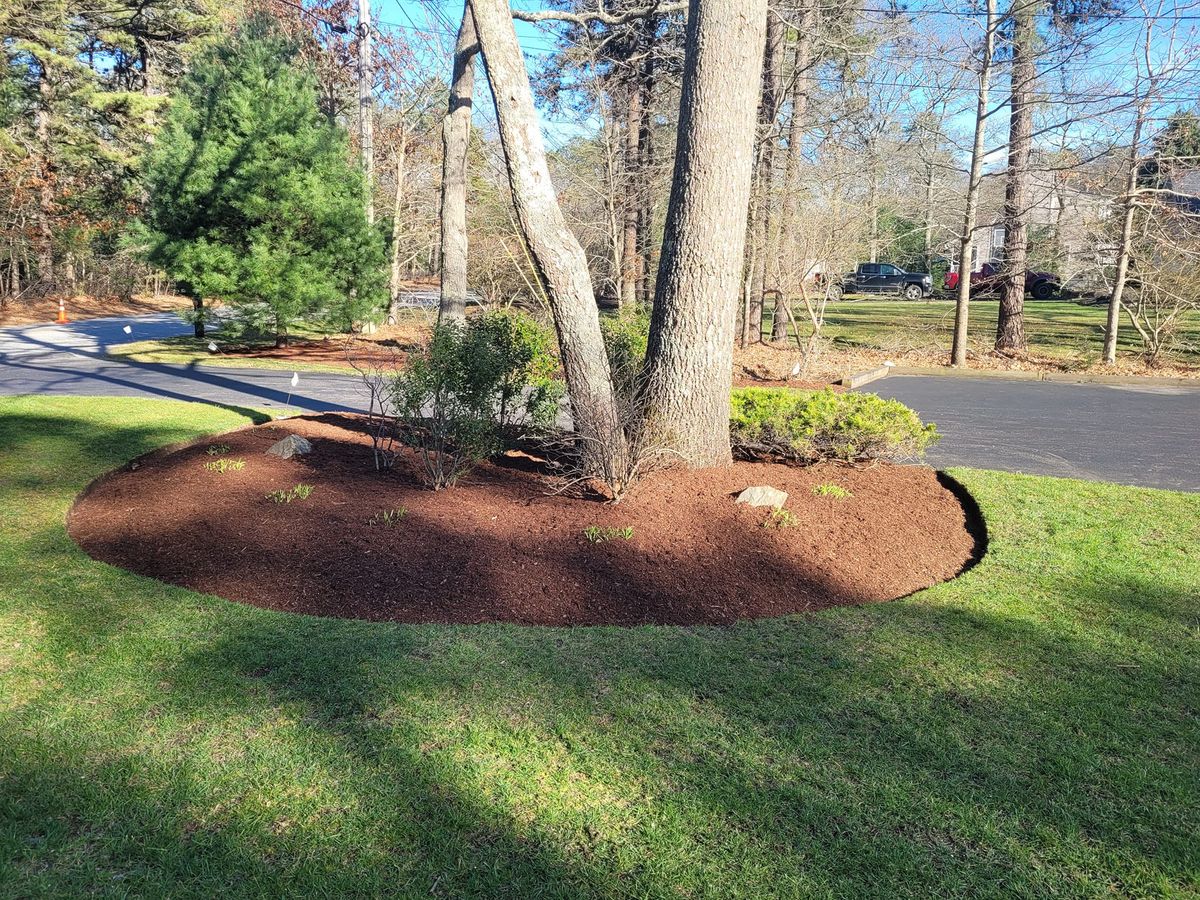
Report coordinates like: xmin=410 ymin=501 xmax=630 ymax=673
xmin=387 ymin=135 xmax=408 ymax=321
xmin=438 ymin=9 xmax=478 ymax=325
xmin=635 ymin=29 xmax=656 ymax=306
xmin=995 ymin=0 xmax=1037 ymax=352
xmin=642 ymin=0 xmax=768 ymax=467
xmin=356 ymin=0 xmax=375 ymax=226
xmin=470 ymin=0 xmax=629 ymax=486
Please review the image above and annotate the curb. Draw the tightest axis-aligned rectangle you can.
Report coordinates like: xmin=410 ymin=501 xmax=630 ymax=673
xmin=840 ymin=366 xmax=891 ymax=389
xmin=890 ymin=366 xmax=1200 ymax=387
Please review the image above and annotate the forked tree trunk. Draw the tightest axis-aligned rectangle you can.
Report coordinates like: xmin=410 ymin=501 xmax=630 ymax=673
xmin=995 ymin=0 xmax=1037 ymax=353
xmin=642 ymin=0 xmax=768 ymax=467
xmin=438 ymin=9 xmax=478 ymax=325
xmin=951 ymin=0 xmax=997 ymax=367
xmin=470 ymin=0 xmax=629 ymax=486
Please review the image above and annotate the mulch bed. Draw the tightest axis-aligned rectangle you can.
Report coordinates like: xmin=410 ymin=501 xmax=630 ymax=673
xmin=68 ymin=414 xmax=983 ymax=626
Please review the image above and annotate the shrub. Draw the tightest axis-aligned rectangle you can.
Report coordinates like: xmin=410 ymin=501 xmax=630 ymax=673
xmin=761 ymin=508 xmax=799 ymax=529
xmin=368 ymin=507 xmax=407 ymax=527
xmin=813 ymin=483 xmax=852 ymax=499
xmin=393 ymin=310 xmax=563 ymax=489
xmin=203 ymin=458 xmax=245 ymax=474
xmin=730 ymin=387 xmax=939 ymax=463
xmin=599 ymin=310 xmax=650 ymax=399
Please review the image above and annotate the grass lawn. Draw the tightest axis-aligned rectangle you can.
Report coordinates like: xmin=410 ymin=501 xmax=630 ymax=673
xmin=798 ymin=298 xmax=1200 ymax=366
xmin=1 ymin=395 xmax=1198 ymax=897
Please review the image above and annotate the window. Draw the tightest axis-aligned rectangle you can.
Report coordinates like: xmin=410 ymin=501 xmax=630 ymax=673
xmin=861 ymin=264 xmax=880 ymax=275
xmin=880 ymin=265 xmax=900 ymax=275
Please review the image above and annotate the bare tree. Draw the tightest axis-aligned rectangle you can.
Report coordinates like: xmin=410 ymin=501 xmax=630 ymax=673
xmin=469 ymin=0 xmax=631 ymax=486
xmin=356 ymin=0 xmax=374 ymax=225
xmin=951 ymin=0 xmax=999 ymax=367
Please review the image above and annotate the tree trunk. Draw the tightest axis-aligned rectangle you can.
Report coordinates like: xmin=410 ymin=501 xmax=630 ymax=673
xmin=357 ymin=0 xmax=375 ymax=226
xmin=775 ymin=14 xmax=814 ymax=342
xmin=636 ymin=34 xmax=656 ymax=306
xmin=746 ymin=8 xmax=784 ymax=345
xmin=388 ymin=135 xmax=408 ymax=323
xmin=620 ymin=80 xmax=642 ymax=308
xmin=438 ymin=9 xmax=478 ymax=325
xmin=951 ymin=0 xmax=997 ymax=367
xmin=192 ymin=294 xmax=205 ymax=338
xmin=470 ymin=0 xmax=629 ymax=486
xmin=995 ymin=0 xmax=1037 ymax=353
xmin=642 ymin=0 xmax=768 ymax=467
xmin=34 ymin=55 xmax=53 ymax=282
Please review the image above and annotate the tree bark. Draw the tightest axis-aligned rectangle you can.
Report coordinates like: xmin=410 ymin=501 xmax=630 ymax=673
xmin=34 ymin=54 xmax=53 ymax=282
xmin=995 ymin=0 xmax=1037 ymax=352
xmin=746 ymin=7 xmax=784 ymax=344
xmin=387 ymin=134 xmax=408 ymax=322
xmin=642 ymin=0 xmax=768 ymax=467
xmin=636 ymin=28 xmax=656 ymax=306
xmin=192 ymin=294 xmax=205 ymax=338
xmin=619 ymin=80 xmax=642 ymax=308
xmin=775 ymin=13 xmax=814 ymax=342
xmin=438 ymin=9 xmax=478 ymax=325
xmin=951 ymin=0 xmax=997 ymax=367
xmin=470 ymin=0 xmax=629 ymax=486
xmin=357 ymin=0 xmax=375 ymax=226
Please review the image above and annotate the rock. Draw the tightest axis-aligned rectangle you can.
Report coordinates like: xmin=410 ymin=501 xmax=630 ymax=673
xmin=735 ymin=485 xmax=788 ymax=509
xmin=266 ymin=434 xmax=313 ymax=460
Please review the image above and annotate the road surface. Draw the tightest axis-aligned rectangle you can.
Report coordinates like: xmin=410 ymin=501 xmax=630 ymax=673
xmin=2 ymin=315 xmax=1197 ymax=491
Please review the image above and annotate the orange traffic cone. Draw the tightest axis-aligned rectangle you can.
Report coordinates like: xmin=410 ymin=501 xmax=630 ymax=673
xmin=55 ymin=298 xmax=69 ymax=325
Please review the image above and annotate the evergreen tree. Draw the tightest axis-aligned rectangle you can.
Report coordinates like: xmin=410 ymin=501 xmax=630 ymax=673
xmin=138 ymin=19 xmax=384 ymax=343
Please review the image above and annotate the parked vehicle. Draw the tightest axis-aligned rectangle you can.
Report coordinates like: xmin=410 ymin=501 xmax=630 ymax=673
xmin=944 ymin=263 xmax=1060 ymax=300
xmin=828 ymin=263 xmax=932 ymax=300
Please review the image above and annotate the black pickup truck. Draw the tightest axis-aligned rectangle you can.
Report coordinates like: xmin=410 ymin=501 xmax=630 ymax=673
xmin=828 ymin=263 xmax=933 ymax=300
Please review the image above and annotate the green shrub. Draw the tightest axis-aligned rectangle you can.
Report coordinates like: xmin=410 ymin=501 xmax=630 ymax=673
xmin=761 ymin=508 xmax=799 ymax=529
xmin=393 ymin=310 xmax=563 ymax=489
xmin=813 ymin=483 xmax=852 ymax=499
xmin=266 ymin=483 xmax=313 ymax=504
xmin=368 ymin=507 xmax=407 ymax=527
xmin=599 ymin=310 xmax=650 ymax=398
xmin=730 ymin=387 xmax=939 ymax=463
xmin=583 ymin=525 xmax=634 ymax=543
xmin=203 ymin=458 xmax=245 ymax=474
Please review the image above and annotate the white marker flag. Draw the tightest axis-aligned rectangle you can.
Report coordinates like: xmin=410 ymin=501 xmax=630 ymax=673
xmin=207 ymin=342 xmax=218 ymax=352
xmin=291 ymin=372 xmax=299 ymax=387
xmin=122 ymin=325 xmax=132 ymax=334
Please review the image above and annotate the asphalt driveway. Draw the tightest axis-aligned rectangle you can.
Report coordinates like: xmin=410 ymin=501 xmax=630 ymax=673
xmin=2 ymin=315 xmax=1197 ymax=491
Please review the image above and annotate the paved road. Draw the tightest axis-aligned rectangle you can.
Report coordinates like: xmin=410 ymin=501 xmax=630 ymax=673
xmin=2 ymin=315 xmax=1198 ymax=491
xmin=872 ymin=375 xmax=1200 ymax=492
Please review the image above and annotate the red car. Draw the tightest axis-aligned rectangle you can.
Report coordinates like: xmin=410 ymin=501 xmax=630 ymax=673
xmin=945 ymin=263 xmax=1060 ymax=300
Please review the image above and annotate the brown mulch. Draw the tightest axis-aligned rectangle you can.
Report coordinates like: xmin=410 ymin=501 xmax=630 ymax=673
xmin=68 ymin=414 xmax=983 ymax=627
xmin=0 ymin=293 xmax=186 ymax=327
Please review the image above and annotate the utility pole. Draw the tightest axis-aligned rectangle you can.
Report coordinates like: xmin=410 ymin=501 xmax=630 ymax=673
xmin=357 ymin=0 xmax=374 ymax=225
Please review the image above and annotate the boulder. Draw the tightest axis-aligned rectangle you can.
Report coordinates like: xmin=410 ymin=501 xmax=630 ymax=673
xmin=266 ymin=434 xmax=313 ymax=460
xmin=735 ymin=485 xmax=788 ymax=509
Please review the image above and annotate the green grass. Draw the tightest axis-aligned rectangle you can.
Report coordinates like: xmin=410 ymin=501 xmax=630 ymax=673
xmin=792 ymin=298 xmax=1200 ymax=365
xmin=1 ymin=396 xmax=1198 ymax=897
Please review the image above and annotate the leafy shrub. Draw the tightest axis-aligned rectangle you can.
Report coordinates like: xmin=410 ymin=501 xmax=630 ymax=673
xmin=730 ymin=388 xmax=939 ymax=463
xmin=599 ymin=310 xmax=650 ymax=398
xmin=393 ymin=310 xmax=563 ymax=489
xmin=583 ymin=525 xmax=634 ymax=543
xmin=206 ymin=444 xmax=231 ymax=456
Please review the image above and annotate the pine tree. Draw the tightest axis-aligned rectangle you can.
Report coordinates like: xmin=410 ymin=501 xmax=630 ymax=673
xmin=139 ymin=18 xmax=384 ymax=343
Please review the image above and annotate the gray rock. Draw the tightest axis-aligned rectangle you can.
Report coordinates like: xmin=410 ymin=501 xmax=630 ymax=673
xmin=735 ymin=485 xmax=788 ymax=509
xmin=266 ymin=434 xmax=313 ymax=460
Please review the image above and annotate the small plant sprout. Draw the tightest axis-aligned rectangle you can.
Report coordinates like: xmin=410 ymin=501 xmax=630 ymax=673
xmin=583 ymin=525 xmax=634 ymax=544
xmin=813 ymin=483 xmax=853 ymax=500
xmin=762 ymin=508 xmax=800 ymax=529
xmin=203 ymin=458 xmax=245 ymax=474
xmin=266 ymin=483 xmax=314 ymax=504
xmin=368 ymin=507 xmax=407 ymax=527
xmin=206 ymin=444 xmax=231 ymax=456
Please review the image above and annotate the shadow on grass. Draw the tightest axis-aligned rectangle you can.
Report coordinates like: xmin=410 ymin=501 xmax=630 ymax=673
xmin=2 ymin=401 xmax=1198 ymax=896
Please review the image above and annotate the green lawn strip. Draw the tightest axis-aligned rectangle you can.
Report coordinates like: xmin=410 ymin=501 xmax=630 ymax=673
xmin=105 ymin=335 xmax=365 ymax=375
xmin=0 ymin=396 xmax=1197 ymax=897
xmin=789 ymin=299 xmax=1200 ymax=366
